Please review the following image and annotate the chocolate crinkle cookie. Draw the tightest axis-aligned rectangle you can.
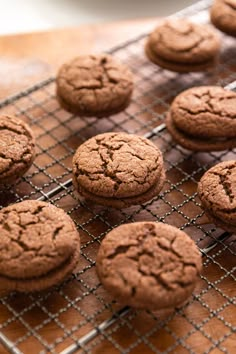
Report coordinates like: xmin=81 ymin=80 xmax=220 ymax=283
xmin=96 ymin=222 xmax=202 ymax=310
xmin=198 ymin=160 xmax=236 ymax=233
xmin=145 ymin=19 xmax=220 ymax=73
xmin=72 ymin=132 xmax=165 ymax=208
xmin=56 ymin=54 xmax=133 ymax=117
xmin=211 ymin=0 xmax=236 ymax=37
xmin=166 ymin=86 xmax=236 ymax=151
xmin=0 ymin=200 xmax=80 ymax=294
xmin=0 ymin=115 xmax=35 ymax=185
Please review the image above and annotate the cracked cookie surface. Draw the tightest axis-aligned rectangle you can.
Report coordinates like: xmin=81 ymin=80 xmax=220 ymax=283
xmin=211 ymin=0 xmax=236 ymax=37
xmin=0 ymin=200 xmax=80 ymax=293
xmin=198 ymin=161 xmax=236 ymax=233
xmin=56 ymin=54 xmax=133 ymax=117
xmin=166 ymin=86 xmax=236 ymax=151
xmin=96 ymin=222 xmax=202 ymax=310
xmin=72 ymin=132 xmax=165 ymax=208
xmin=0 ymin=115 xmax=35 ymax=185
xmin=145 ymin=19 xmax=220 ymax=72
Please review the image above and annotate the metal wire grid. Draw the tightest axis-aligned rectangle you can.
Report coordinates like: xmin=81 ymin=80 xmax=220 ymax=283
xmin=0 ymin=0 xmax=235 ymax=353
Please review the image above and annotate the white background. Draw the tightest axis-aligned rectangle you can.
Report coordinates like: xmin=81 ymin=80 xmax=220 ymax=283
xmin=0 ymin=0 xmax=197 ymax=35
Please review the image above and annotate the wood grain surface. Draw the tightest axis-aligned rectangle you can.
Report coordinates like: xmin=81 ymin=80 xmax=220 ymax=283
xmin=0 ymin=18 xmax=235 ymax=354
xmin=0 ymin=19 xmax=157 ymax=100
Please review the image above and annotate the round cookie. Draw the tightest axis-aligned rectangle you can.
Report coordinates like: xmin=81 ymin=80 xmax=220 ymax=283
xmin=145 ymin=19 xmax=220 ymax=73
xmin=198 ymin=161 xmax=236 ymax=233
xmin=0 ymin=200 xmax=80 ymax=293
xmin=72 ymin=132 xmax=165 ymax=208
xmin=96 ymin=222 xmax=202 ymax=310
xmin=166 ymin=86 xmax=236 ymax=151
xmin=0 ymin=115 xmax=35 ymax=185
xmin=56 ymin=54 xmax=133 ymax=117
xmin=211 ymin=0 xmax=236 ymax=37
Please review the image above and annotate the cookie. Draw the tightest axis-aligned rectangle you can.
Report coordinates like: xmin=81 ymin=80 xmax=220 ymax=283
xmin=211 ymin=0 xmax=236 ymax=37
xmin=0 ymin=115 xmax=35 ymax=185
xmin=96 ymin=222 xmax=202 ymax=310
xmin=145 ymin=19 xmax=220 ymax=72
xmin=72 ymin=132 xmax=165 ymax=208
xmin=0 ymin=200 xmax=80 ymax=293
xmin=56 ymin=54 xmax=133 ymax=117
xmin=198 ymin=161 xmax=236 ymax=233
xmin=166 ymin=86 xmax=236 ymax=151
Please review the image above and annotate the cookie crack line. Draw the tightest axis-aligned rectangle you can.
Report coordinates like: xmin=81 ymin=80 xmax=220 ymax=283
xmin=153 ymin=268 xmax=192 ymax=290
xmin=77 ymin=163 xmax=160 ymax=188
xmin=63 ymin=80 xmax=103 ymax=91
xmin=1 ymin=226 xmax=66 ymax=257
xmin=106 ymin=234 xmax=199 ymax=291
xmin=178 ymin=94 xmax=236 ymax=119
xmin=136 ymin=266 xmax=173 ymax=291
xmin=0 ymin=222 xmax=62 ymax=261
xmin=63 ymin=56 xmax=127 ymax=93
xmin=98 ymin=142 xmax=123 ymax=192
xmin=148 ymin=45 xmax=216 ymax=69
xmin=158 ymin=27 xmax=212 ymax=55
xmin=79 ymin=135 xmax=160 ymax=194
xmin=219 ymin=173 xmax=234 ymax=204
xmin=4 ymin=237 xmax=43 ymax=255
xmin=97 ymin=222 xmax=202 ymax=310
xmin=137 ymin=263 xmax=195 ymax=293
xmin=0 ymin=124 xmax=31 ymax=137
xmin=0 ymin=200 xmax=80 ymax=293
xmin=52 ymin=226 xmax=64 ymax=240
xmin=0 ymin=143 xmax=33 ymax=162
xmin=0 ymin=145 xmax=34 ymax=178
xmin=107 ymin=245 xmax=131 ymax=259
xmin=73 ymin=132 xmax=164 ymax=206
xmin=0 ymin=205 xmax=68 ymax=254
xmin=210 ymin=167 xmax=235 ymax=203
xmin=100 ymin=56 xmax=119 ymax=86
xmin=1 ymin=204 xmax=46 ymax=218
xmin=107 ymin=237 xmax=199 ymax=267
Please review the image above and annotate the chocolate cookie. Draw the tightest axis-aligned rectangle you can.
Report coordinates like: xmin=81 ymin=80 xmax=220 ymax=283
xmin=166 ymin=86 xmax=236 ymax=151
xmin=0 ymin=115 xmax=35 ymax=185
xmin=72 ymin=132 xmax=165 ymax=208
xmin=56 ymin=54 xmax=133 ymax=117
xmin=198 ymin=161 xmax=236 ymax=233
xmin=96 ymin=222 xmax=202 ymax=310
xmin=145 ymin=19 xmax=220 ymax=72
xmin=211 ymin=0 xmax=236 ymax=37
xmin=0 ymin=200 xmax=80 ymax=293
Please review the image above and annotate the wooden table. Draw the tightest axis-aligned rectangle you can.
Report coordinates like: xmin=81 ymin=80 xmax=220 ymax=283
xmin=0 ymin=19 xmax=235 ymax=354
xmin=0 ymin=19 xmax=158 ymax=100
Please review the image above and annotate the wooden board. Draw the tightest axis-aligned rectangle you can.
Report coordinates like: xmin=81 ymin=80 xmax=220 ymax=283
xmin=0 ymin=19 xmax=157 ymax=100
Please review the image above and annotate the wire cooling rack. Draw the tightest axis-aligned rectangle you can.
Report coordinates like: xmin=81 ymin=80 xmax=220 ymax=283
xmin=0 ymin=0 xmax=235 ymax=353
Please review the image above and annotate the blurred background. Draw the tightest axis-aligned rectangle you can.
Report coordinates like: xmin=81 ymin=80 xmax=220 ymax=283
xmin=0 ymin=0 xmax=197 ymax=35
